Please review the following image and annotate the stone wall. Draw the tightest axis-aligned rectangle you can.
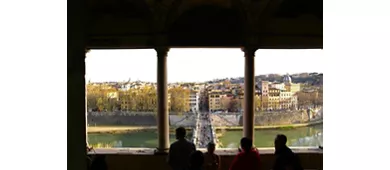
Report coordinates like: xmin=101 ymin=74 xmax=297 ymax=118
xmin=252 ymin=111 xmax=309 ymax=126
xmin=211 ymin=110 xmax=322 ymax=126
xmin=87 ymin=112 xmax=196 ymax=126
xmin=87 ymin=112 xmax=157 ymax=126
xmin=88 ymin=110 xmax=322 ymax=127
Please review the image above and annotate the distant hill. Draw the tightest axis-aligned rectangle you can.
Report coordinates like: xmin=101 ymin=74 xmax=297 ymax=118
xmin=210 ymin=72 xmax=323 ymax=86
xmin=90 ymin=72 xmax=323 ymax=86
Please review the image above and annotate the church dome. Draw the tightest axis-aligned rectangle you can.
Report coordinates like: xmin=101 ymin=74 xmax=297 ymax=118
xmin=283 ymin=74 xmax=292 ymax=84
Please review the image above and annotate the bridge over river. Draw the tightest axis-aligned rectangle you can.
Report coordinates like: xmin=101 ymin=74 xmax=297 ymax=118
xmin=193 ymin=112 xmax=218 ymax=148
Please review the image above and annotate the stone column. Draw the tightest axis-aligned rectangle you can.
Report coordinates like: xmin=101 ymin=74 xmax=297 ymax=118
xmin=156 ymin=47 xmax=170 ymax=154
xmin=68 ymin=45 xmax=87 ymax=170
xmin=243 ymin=47 xmax=257 ymax=141
xmin=68 ymin=0 xmax=87 ymax=168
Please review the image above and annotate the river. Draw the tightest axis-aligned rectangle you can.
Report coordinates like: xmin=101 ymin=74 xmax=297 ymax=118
xmin=88 ymin=124 xmax=322 ymax=148
xmin=218 ymin=124 xmax=322 ymax=148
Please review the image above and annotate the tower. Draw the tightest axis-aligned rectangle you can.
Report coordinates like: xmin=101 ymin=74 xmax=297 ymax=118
xmin=283 ymin=73 xmax=292 ymax=84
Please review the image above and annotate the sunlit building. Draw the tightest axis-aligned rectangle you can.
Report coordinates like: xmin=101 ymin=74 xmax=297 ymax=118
xmin=268 ymin=88 xmax=281 ymax=110
xmin=270 ymin=83 xmax=285 ymax=90
xmin=208 ymin=90 xmax=222 ymax=112
xmin=280 ymin=90 xmax=292 ymax=109
xmin=284 ymin=74 xmax=301 ymax=94
xmin=189 ymin=90 xmax=200 ymax=112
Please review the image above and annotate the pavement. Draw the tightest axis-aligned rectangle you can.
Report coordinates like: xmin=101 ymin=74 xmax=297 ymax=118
xmin=195 ymin=112 xmax=214 ymax=148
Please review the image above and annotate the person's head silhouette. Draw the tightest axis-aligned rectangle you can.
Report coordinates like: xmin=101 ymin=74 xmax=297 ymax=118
xmin=240 ymin=137 xmax=253 ymax=153
xmin=175 ymin=127 xmax=186 ymax=140
xmin=190 ymin=150 xmax=204 ymax=169
xmin=207 ymin=142 xmax=216 ymax=154
xmin=274 ymin=134 xmax=287 ymax=151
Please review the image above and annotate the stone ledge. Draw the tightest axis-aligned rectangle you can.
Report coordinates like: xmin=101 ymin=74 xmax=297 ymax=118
xmin=88 ymin=147 xmax=322 ymax=155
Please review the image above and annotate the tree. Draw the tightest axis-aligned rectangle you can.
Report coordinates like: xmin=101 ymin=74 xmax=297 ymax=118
xmin=169 ymin=87 xmax=190 ymax=113
xmin=220 ymin=96 xmax=231 ymax=111
xmin=104 ymin=97 xmax=118 ymax=112
xmin=255 ymin=96 xmax=262 ymax=111
xmin=87 ymin=92 xmax=99 ymax=111
xmin=313 ymin=88 xmax=323 ymax=107
xmin=297 ymin=92 xmax=308 ymax=109
xmin=119 ymin=90 xmax=137 ymax=111
xmin=135 ymin=86 xmax=156 ymax=112
xmin=96 ymin=97 xmax=104 ymax=111
xmin=229 ymin=98 xmax=241 ymax=112
xmin=297 ymin=91 xmax=317 ymax=109
xmin=87 ymin=84 xmax=105 ymax=111
xmin=87 ymin=84 xmax=122 ymax=112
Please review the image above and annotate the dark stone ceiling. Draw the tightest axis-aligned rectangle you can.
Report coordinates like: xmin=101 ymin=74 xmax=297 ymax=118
xmin=86 ymin=0 xmax=323 ymax=49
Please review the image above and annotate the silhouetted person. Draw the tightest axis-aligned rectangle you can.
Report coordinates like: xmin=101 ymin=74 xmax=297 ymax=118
xmin=229 ymin=137 xmax=261 ymax=170
xmin=273 ymin=134 xmax=303 ymax=170
xmin=90 ymin=155 xmax=108 ymax=170
xmin=168 ymin=127 xmax=196 ymax=170
xmin=189 ymin=150 xmax=204 ymax=170
xmin=203 ymin=143 xmax=221 ymax=170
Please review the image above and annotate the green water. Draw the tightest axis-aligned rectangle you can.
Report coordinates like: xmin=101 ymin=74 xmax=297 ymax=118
xmin=218 ymin=124 xmax=323 ymax=148
xmin=88 ymin=124 xmax=322 ymax=148
xmin=88 ymin=131 xmax=190 ymax=148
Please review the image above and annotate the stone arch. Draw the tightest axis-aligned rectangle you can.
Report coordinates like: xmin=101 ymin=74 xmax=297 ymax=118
xmin=167 ymin=4 xmax=245 ymax=46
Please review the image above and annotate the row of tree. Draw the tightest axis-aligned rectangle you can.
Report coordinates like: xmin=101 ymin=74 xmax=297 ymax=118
xmin=297 ymin=88 xmax=323 ymax=109
xmin=87 ymin=85 xmax=323 ymax=113
xmin=87 ymin=85 xmax=192 ymax=112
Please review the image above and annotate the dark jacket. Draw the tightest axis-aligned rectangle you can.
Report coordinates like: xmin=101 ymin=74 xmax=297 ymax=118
xmin=273 ymin=146 xmax=303 ymax=170
xmin=167 ymin=139 xmax=196 ymax=170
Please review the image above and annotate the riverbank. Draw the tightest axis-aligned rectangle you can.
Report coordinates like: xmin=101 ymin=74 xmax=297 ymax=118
xmin=215 ymin=119 xmax=323 ymax=131
xmin=88 ymin=126 xmax=193 ymax=134
xmin=88 ymin=119 xmax=322 ymax=133
xmin=88 ymin=124 xmax=323 ymax=148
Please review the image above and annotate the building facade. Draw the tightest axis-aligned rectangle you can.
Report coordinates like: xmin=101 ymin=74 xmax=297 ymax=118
xmin=208 ymin=90 xmax=222 ymax=112
xmin=257 ymin=74 xmax=302 ymax=111
xmin=189 ymin=90 xmax=200 ymax=112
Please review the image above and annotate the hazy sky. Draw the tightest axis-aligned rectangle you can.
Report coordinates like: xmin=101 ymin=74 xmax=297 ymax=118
xmin=86 ymin=49 xmax=323 ymax=83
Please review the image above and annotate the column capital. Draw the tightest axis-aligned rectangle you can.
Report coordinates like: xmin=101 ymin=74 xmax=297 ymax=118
xmin=241 ymin=47 xmax=258 ymax=57
xmin=155 ymin=47 xmax=170 ymax=57
xmin=153 ymin=34 xmax=169 ymax=48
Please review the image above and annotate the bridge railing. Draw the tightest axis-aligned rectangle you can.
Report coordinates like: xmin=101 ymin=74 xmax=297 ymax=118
xmin=209 ymin=116 xmax=219 ymax=147
xmin=192 ymin=113 xmax=200 ymax=144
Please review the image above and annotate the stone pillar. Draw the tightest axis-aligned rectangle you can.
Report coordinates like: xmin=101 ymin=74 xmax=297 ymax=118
xmin=243 ymin=47 xmax=257 ymax=141
xmin=68 ymin=44 xmax=87 ymax=170
xmin=156 ymin=47 xmax=170 ymax=154
xmin=68 ymin=0 xmax=87 ymax=168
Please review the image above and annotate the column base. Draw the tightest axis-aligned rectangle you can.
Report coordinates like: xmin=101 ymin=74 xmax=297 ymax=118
xmin=154 ymin=148 xmax=169 ymax=155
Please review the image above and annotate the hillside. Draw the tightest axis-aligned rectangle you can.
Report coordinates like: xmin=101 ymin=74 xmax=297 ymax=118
xmin=209 ymin=72 xmax=323 ymax=86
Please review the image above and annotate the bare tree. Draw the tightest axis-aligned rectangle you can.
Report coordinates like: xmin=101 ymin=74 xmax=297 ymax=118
xmin=220 ymin=96 xmax=231 ymax=111
xmin=229 ymin=98 xmax=241 ymax=112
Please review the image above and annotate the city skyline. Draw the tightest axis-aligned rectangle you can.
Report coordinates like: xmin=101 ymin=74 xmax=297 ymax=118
xmin=86 ymin=49 xmax=323 ymax=83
